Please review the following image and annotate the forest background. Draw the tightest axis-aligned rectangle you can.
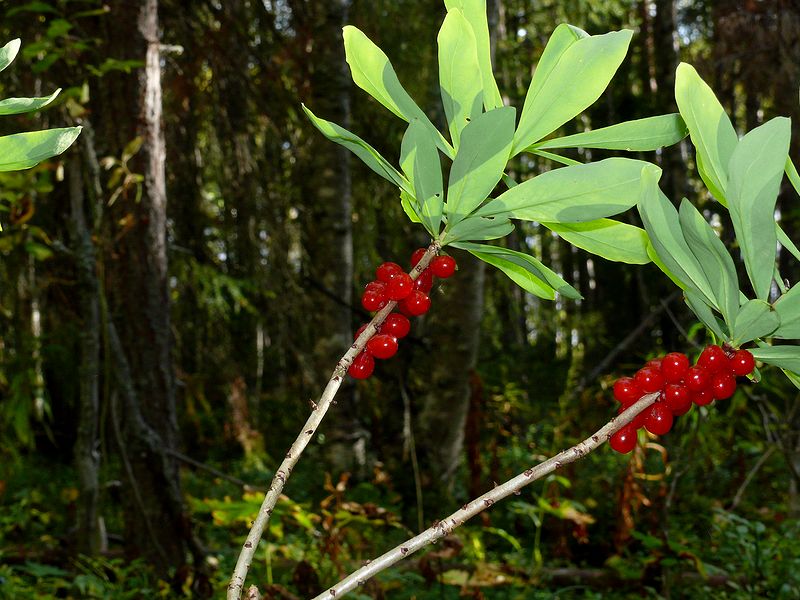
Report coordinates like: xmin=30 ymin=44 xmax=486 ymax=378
xmin=2 ymin=0 xmax=800 ymax=598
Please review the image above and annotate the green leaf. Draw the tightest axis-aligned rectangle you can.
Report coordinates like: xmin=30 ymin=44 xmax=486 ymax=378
xmin=543 ymin=219 xmax=650 ymax=264
xmin=400 ymin=190 xmax=423 ymax=224
xmin=528 ymin=148 xmax=582 ymax=166
xmin=513 ymin=28 xmax=632 ymax=154
xmin=751 ymin=345 xmax=800 ymax=374
xmin=685 ymin=290 xmax=728 ymax=341
xmin=343 ymin=26 xmax=453 ymax=158
xmin=0 ymin=88 xmax=61 ymax=115
xmin=302 ymin=104 xmax=411 ymax=195
xmin=777 ymin=225 xmax=800 ymax=263
xmin=726 ymin=117 xmax=791 ymax=300
xmin=731 ymin=300 xmax=780 ymax=346
xmin=452 ymin=241 xmax=581 ymax=300
xmin=443 ymin=0 xmax=503 ymax=110
xmin=0 ymin=39 xmax=21 ymax=72
xmin=478 ymin=158 xmax=650 ymax=223
xmin=444 ymin=106 xmax=515 ymax=225
xmin=443 ymin=215 xmax=514 ymax=244
xmin=400 ymin=119 xmax=444 ymax=234
xmin=24 ymin=241 xmax=53 ymax=261
xmin=773 ymin=285 xmax=800 ymax=340
xmin=674 ymin=63 xmax=738 ymax=201
xmin=637 ymin=165 xmax=717 ymax=307
xmin=533 ymin=114 xmax=688 ymax=151
xmin=0 ymin=127 xmax=81 ymax=171
xmin=678 ymin=199 xmax=739 ymax=327
xmin=437 ymin=8 xmax=483 ymax=149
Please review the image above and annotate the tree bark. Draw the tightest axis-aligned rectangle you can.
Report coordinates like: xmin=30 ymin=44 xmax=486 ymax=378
xmin=292 ymin=0 xmax=360 ymax=474
xmin=102 ymin=0 xmax=198 ymax=571
xmin=67 ymin=156 xmax=104 ymax=555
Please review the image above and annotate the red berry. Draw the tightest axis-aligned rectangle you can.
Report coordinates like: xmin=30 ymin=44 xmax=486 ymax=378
xmin=610 ymin=425 xmax=638 ymax=454
xmin=662 ymin=384 xmax=691 ymax=415
xmin=731 ymin=349 xmax=755 ymax=376
xmin=397 ymin=301 xmax=415 ymax=317
xmin=691 ymin=389 xmax=714 ymax=406
xmin=362 ymin=290 xmax=386 ymax=312
xmin=672 ymin=400 xmax=693 ymax=417
xmin=376 ymin=262 xmax=403 ymax=283
xmin=613 ymin=377 xmax=643 ymax=405
xmin=365 ymin=280 xmax=386 ymax=294
xmin=381 ymin=313 xmax=410 ymax=339
xmin=645 ymin=357 xmax=663 ymax=370
xmin=410 ymin=248 xmax=427 ymax=268
xmin=685 ymin=366 xmax=710 ymax=392
xmin=414 ymin=268 xmax=434 ymax=293
xmin=348 ymin=352 xmax=374 ymax=379
xmin=662 ymin=352 xmax=690 ymax=383
xmin=711 ymin=372 xmax=736 ymax=400
xmin=644 ymin=404 xmax=674 ymax=435
xmin=400 ymin=290 xmax=431 ymax=316
xmin=431 ymin=255 xmax=456 ymax=278
xmin=385 ymin=272 xmax=413 ymax=300
xmin=697 ymin=345 xmax=731 ymax=373
xmin=354 ymin=323 xmax=369 ymax=340
xmin=366 ymin=334 xmax=398 ymax=359
xmin=634 ymin=367 xmax=665 ymax=394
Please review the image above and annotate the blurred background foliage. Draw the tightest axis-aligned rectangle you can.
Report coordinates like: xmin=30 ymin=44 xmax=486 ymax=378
xmin=1 ymin=0 xmax=800 ymax=598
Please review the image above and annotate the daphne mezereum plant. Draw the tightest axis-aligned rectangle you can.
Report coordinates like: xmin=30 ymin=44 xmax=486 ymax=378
xmin=227 ymin=0 xmax=799 ymax=597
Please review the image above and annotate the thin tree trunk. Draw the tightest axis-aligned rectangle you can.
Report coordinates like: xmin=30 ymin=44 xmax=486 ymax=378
xmin=293 ymin=0 xmax=359 ymax=474
xmin=67 ymin=156 xmax=104 ymax=555
xmin=102 ymin=0 xmax=200 ymax=571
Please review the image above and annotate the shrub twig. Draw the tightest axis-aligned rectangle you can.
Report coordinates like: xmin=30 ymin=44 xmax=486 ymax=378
xmin=227 ymin=241 xmax=442 ymax=600
xmin=311 ymin=393 xmax=659 ymax=600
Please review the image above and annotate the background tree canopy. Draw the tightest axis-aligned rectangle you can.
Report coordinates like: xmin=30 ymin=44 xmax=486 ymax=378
xmin=1 ymin=0 xmax=800 ymax=598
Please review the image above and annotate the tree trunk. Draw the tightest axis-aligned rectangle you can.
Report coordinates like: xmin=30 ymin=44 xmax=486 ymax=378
xmin=415 ymin=251 xmax=486 ymax=500
xmin=102 ymin=0 xmax=199 ymax=572
xmin=67 ymin=156 xmax=104 ymax=555
xmin=292 ymin=0 xmax=360 ymax=474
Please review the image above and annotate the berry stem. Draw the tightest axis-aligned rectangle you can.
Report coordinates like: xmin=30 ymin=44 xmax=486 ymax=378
xmin=309 ymin=392 xmax=659 ymax=600
xmin=228 ymin=241 xmax=442 ymax=600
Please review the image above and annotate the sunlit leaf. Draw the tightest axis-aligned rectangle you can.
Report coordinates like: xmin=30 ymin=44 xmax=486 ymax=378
xmin=0 ymin=88 xmax=61 ymax=115
xmin=731 ymin=300 xmax=779 ymax=346
xmin=444 ymin=106 xmax=515 ymax=225
xmin=532 ymin=113 xmax=687 ymax=151
xmin=674 ymin=63 xmax=738 ymax=201
xmin=543 ymin=219 xmax=650 ymax=264
xmin=443 ymin=0 xmax=503 ymax=110
xmin=773 ymin=285 xmax=800 ymax=340
xmin=443 ymin=215 xmax=514 ymax=243
xmin=0 ymin=38 xmax=21 ymax=72
xmin=437 ymin=8 xmax=483 ymax=149
xmin=637 ymin=165 xmax=717 ymax=308
xmin=513 ymin=28 xmax=632 ymax=154
xmin=343 ymin=26 xmax=453 ymax=157
xmin=726 ymin=117 xmax=791 ymax=300
xmin=302 ymin=104 xmax=411 ymax=195
xmin=751 ymin=345 xmax=800 ymax=374
xmin=678 ymin=199 xmax=739 ymax=327
xmin=453 ymin=241 xmax=581 ymax=300
xmin=400 ymin=119 xmax=443 ymax=234
xmin=478 ymin=158 xmax=650 ymax=223
xmin=0 ymin=127 xmax=81 ymax=171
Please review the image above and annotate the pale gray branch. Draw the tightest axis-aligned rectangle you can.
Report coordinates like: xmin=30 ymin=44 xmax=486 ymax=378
xmin=227 ymin=241 xmax=442 ymax=600
xmin=312 ymin=393 xmax=659 ymax=600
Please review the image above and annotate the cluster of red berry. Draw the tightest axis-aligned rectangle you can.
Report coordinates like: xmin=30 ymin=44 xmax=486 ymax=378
xmin=348 ymin=248 xmax=457 ymax=379
xmin=609 ymin=345 xmax=756 ymax=453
